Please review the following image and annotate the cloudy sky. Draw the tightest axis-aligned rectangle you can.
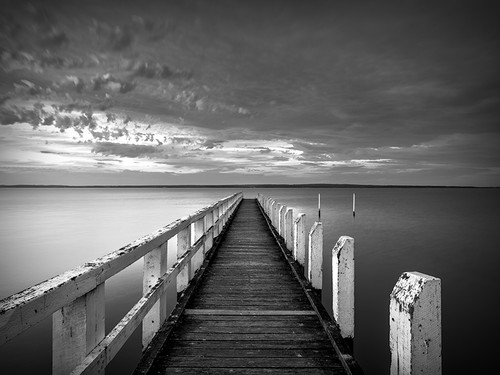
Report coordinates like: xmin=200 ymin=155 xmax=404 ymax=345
xmin=0 ymin=0 xmax=499 ymax=186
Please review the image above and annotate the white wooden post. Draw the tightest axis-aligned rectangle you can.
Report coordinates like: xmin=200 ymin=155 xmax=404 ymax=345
xmin=166 ymin=240 xmax=177 ymax=318
xmin=212 ymin=208 xmax=219 ymax=238
xmin=275 ymin=202 xmax=280 ymax=229
xmin=177 ymin=225 xmax=191 ymax=292
xmin=279 ymin=205 xmax=287 ymax=237
xmin=52 ymin=283 xmax=105 ymax=375
xmin=285 ymin=208 xmax=293 ymax=250
xmin=218 ymin=205 xmax=224 ymax=233
xmin=192 ymin=218 xmax=205 ymax=275
xmin=270 ymin=201 xmax=276 ymax=227
xmin=294 ymin=213 xmax=306 ymax=266
xmin=222 ymin=202 xmax=228 ymax=227
xmin=332 ymin=236 xmax=354 ymax=339
xmin=390 ymin=272 xmax=442 ymax=375
xmin=204 ymin=213 xmax=213 ymax=255
xmin=308 ymin=222 xmax=323 ymax=290
xmin=142 ymin=242 xmax=168 ymax=348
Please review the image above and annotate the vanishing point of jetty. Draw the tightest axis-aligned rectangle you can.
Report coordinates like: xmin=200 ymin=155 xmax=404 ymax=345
xmin=0 ymin=193 xmax=442 ymax=374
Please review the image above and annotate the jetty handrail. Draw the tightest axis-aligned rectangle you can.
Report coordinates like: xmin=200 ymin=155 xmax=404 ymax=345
xmin=0 ymin=192 xmax=243 ymax=374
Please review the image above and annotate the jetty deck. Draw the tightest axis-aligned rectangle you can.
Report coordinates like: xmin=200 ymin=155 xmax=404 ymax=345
xmin=135 ymin=199 xmax=355 ymax=374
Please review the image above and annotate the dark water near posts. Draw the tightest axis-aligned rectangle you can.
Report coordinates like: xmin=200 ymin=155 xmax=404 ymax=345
xmin=1 ymin=187 xmax=499 ymax=374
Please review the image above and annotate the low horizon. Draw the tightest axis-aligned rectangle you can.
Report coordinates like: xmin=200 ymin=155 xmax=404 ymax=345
xmin=1 ymin=182 xmax=497 ymax=188
xmin=1 ymin=0 xmax=499 ymax=186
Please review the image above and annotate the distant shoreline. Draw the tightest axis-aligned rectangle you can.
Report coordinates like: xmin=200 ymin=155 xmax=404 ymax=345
xmin=0 ymin=184 xmax=497 ymax=189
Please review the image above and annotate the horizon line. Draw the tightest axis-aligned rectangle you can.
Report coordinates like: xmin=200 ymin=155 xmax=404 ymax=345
xmin=0 ymin=183 xmax=497 ymax=189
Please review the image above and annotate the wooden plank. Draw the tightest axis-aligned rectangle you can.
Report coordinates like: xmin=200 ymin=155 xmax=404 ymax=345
xmin=169 ymin=332 xmax=327 ymax=341
xmin=160 ymin=356 xmax=342 ymax=368
xmin=184 ymin=309 xmax=316 ymax=316
xmin=179 ymin=320 xmax=322 ymax=328
xmin=180 ymin=315 xmax=320 ymax=323
xmin=172 ymin=325 xmax=326 ymax=335
xmin=163 ymin=347 xmax=335 ymax=358
xmin=165 ymin=340 xmax=334 ymax=350
xmin=154 ymin=368 xmax=338 ymax=375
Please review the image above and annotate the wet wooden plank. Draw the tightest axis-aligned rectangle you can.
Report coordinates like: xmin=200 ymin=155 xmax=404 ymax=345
xmin=159 ymin=356 xmax=342 ymax=368
xmin=164 ymin=340 xmax=334 ymax=350
xmin=155 ymin=368 xmax=339 ymax=375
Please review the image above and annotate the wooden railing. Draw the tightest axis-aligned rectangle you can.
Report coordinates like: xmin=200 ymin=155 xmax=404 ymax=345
xmin=0 ymin=192 xmax=243 ymax=375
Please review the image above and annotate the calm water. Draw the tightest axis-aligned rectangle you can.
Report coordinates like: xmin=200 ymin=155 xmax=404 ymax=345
xmin=0 ymin=187 xmax=499 ymax=374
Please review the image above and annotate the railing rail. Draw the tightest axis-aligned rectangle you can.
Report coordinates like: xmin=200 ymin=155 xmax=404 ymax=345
xmin=0 ymin=192 xmax=243 ymax=375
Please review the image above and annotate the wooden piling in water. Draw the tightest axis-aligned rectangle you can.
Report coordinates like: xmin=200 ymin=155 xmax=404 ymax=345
xmin=332 ymin=236 xmax=355 ymax=339
xmin=284 ymin=207 xmax=294 ymax=251
xmin=279 ymin=204 xmax=287 ymax=237
xmin=308 ymin=222 xmax=323 ymax=290
xmin=294 ymin=213 xmax=306 ymax=266
xmin=390 ymin=272 xmax=442 ymax=375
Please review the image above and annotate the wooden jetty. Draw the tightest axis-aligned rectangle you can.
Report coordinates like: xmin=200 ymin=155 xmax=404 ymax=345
xmin=135 ymin=198 xmax=359 ymax=374
xmin=0 ymin=192 xmax=442 ymax=375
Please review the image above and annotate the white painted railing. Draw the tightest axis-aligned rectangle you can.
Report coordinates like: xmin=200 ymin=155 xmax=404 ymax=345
xmin=257 ymin=193 xmax=442 ymax=373
xmin=0 ymin=192 xmax=243 ymax=375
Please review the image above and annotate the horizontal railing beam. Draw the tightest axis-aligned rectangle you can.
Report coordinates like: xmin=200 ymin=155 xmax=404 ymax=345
xmin=0 ymin=193 xmax=241 ymax=345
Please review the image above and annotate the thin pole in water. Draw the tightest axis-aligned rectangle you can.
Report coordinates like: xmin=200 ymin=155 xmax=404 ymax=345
xmin=352 ymin=192 xmax=356 ymax=217
xmin=318 ymin=193 xmax=321 ymax=221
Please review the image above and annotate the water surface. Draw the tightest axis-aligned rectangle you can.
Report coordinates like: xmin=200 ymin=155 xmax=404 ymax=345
xmin=1 ymin=187 xmax=498 ymax=374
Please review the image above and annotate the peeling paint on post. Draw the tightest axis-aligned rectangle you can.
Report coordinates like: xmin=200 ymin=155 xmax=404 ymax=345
xmin=308 ymin=222 xmax=323 ymax=290
xmin=165 ymin=240 xmax=177 ymax=318
xmin=284 ymin=208 xmax=293 ymax=250
xmin=270 ymin=201 xmax=276 ymax=228
xmin=279 ymin=205 xmax=287 ymax=237
xmin=332 ymin=236 xmax=354 ymax=339
xmin=274 ymin=202 xmax=280 ymax=230
xmin=294 ymin=213 xmax=306 ymax=266
xmin=204 ymin=213 xmax=213 ymax=255
xmin=192 ymin=218 xmax=205 ymax=275
xmin=142 ymin=242 xmax=168 ymax=348
xmin=390 ymin=272 xmax=442 ymax=375
xmin=176 ymin=226 xmax=191 ymax=292
xmin=212 ymin=208 xmax=219 ymax=238
xmin=53 ymin=283 xmax=105 ymax=375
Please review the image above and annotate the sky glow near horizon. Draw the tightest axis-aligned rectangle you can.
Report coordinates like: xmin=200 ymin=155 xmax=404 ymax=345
xmin=0 ymin=0 xmax=499 ymax=186
xmin=0 ymin=103 xmax=398 ymax=177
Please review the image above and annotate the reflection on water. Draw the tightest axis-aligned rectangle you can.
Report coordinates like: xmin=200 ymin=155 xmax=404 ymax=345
xmin=1 ymin=187 xmax=499 ymax=374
